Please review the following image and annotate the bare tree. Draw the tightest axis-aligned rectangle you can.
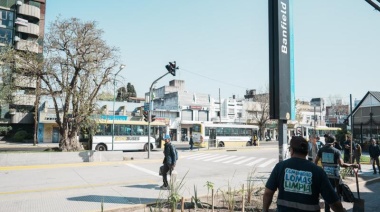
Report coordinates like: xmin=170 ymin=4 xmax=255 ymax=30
xmin=245 ymin=88 xmax=270 ymax=140
xmin=41 ymin=17 xmax=121 ymax=151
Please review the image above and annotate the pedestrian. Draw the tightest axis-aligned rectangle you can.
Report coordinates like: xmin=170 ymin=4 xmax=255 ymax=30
xmin=189 ymin=134 xmax=194 ymax=150
xmin=263 ymin=136 xmax=346 ymax=212
xmin=316 ymin=136 xmax=324 ymax=149
xmin=354 ymin=142 xmax=362 ymax=172
xmin=314 ymin=135 xmax=358 ymax=212
xmin=343 ymin=135 xmax=355 ymax=163
xmin=160 ymin=134 xmax=177 ymax=190
xmin=308 ymin=135 xmax=318 ymax=162
xmin=253 ymin=134 xmax=258 ymax=146
xmin=368 ymin=138 xmax=380 ymax=174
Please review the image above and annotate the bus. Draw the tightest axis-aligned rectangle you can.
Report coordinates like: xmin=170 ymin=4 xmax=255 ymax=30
xmin=192 ymin=123 xmax=259 ymax=148
xmin=90 ymin=120 xmax=167 ymax=151
xmin=295 ymin=125 xmax=341 ymax=143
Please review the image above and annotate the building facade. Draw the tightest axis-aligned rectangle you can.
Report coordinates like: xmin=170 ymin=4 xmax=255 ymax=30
xmin=351 ymin=91 xmax=380 ymax=143
xmin=0 ymin=0 xmax=46 ymax=134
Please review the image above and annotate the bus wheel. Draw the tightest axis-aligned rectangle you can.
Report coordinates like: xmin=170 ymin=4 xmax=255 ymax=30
xmin=96 ymin=144 xmax=107 ymax=151
xmin=218 ymin=142 xmax=225 ymax=147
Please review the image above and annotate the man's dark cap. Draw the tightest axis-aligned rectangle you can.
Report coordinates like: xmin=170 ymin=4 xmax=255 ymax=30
xmin=290 ymin=136 xmax=308 ymax=154
xmin=326 ymin=135 xmax=335 ymax=143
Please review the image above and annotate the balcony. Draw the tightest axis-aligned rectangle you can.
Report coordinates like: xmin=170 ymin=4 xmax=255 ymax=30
xmin=11 ymin=94 xmax=36 ymax=106
xmin=13 ymin=75 xmax=37 ymax=89
xmin=16 ymin=22 xmax=39 ymax=36
xmin=17 ymin=4 xmax=40 ymax=19
xmin=15 ymin=39 xmax=39 ymax=53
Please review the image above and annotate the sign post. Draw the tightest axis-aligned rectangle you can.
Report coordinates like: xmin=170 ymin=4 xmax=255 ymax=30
xmin=269 ymin=0 xmax=293 ymax=161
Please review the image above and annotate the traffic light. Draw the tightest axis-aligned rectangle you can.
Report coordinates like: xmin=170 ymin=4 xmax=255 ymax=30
xmin=151 ymin=114 xmax=156 ymax=122
xmin=143 ymin=111 xmax=149 ymax=122
xmin=165 ymin=61 xmax=177 ymax=76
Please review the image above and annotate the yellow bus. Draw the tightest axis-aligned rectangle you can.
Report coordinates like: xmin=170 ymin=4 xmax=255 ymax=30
xmin=192 ymin=123 xmax=259 ymax=148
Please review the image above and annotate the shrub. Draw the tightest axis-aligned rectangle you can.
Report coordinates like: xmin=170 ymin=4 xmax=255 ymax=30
xmin=13 ymin=130 xmax=28 ymax=142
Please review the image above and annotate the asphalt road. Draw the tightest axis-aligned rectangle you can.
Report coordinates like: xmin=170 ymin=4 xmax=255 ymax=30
xmin=0 ymin=146 xmax=277 ymax=212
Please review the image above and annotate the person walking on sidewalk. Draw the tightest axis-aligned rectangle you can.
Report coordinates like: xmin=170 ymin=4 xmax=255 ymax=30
xmin=160 ymin=134 xmax=177 ymax=190
xmin=308 ymin=135 xmax=319 ymax=162
xmin=263 ymin=136 xmax=346 ymax=212
xmin=354 ymin=142 xmax=362 ymax=172
xmin=343 ymin=135 xmax=355 ymax=163
xmin=369 ymin=138 xmax=380 ymax=174
xmin=314 ymin=135 xmax=358 ymax=212
xmin=189 ymin=134 xmax=194 ymax=150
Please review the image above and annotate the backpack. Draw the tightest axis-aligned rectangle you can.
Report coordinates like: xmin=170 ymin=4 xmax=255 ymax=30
xmin=171 ymin=144 xmax=178 ymax=161
xmin=340 ymin=183 xmax=355 ymax=202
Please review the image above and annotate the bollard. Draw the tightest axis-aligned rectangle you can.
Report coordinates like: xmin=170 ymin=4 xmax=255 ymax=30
xmin=170 ymin=170 xmax=178 ymax=185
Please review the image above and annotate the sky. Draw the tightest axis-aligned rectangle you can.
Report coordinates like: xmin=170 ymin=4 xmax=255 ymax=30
xmin=45 ymin=0 xmax=380 ymax=105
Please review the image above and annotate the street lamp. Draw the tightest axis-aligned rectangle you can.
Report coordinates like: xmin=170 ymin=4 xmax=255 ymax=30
xmin=111 ymin=64 xmax=126 ymax=151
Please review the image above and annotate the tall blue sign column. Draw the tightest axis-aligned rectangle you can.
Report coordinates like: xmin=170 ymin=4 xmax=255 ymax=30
xmin=268 ymin=0 xmax=293 ymax=161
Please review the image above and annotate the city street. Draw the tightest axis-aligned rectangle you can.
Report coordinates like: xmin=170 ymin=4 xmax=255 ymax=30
xmin=0 ymin=146 xmax=277 ymax=212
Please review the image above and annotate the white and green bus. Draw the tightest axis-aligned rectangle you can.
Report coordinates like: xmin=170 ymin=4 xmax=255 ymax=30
xmin=90 ymin=120 xmax=167 ymax=151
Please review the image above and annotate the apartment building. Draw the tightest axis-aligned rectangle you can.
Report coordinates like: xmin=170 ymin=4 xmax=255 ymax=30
xmin=0 ymin=0 xmax=46 ymax=133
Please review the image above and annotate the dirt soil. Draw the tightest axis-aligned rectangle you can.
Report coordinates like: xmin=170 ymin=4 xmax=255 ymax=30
xmin=140 ymin=190 xmax=278 ymax=212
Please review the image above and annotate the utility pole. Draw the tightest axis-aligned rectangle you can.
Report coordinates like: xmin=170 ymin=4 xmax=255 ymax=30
xmin=147 ymin=62 xmax=178 ymax=159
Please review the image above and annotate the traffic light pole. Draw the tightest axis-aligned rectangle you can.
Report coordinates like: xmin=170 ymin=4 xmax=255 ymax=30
xmin=147 ymin=72 xmax=170 ymax=159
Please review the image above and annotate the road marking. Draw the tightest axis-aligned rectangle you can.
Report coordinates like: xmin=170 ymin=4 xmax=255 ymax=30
xmin=184 ymin=153 xmax=209 ymax=159
xmin=222 ymin=156 xmax=246 ymax=164
xmin=212 ymin=156 xmax=237 ymax=163
xmin=194 ymin=154 xmax=220 ymax=160
xmin=246 ymin=158 xmax=266 ymax=166
xmin=203 ymin=155 xmax=228 ymax=161
xmin=233 ymin=157 xmax=256 ymax=165
xmin=257 ymin=158 xmax=277 ymax=167
xmin=126 ymin=164 xmax=161 ymax=178
xmin=0 ymin=178 xmax=157 ymax=195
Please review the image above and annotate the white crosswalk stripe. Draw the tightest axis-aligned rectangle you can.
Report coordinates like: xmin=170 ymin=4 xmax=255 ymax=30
xmin=203 ymin=155 xmax=229 ymax=161
xmin=246 ymin=158 xmax=266 ymax=166
xmin=222 ymin=156 xmax=246 ymax=164
xmin=258 ymin=158 xmax=277 ymax=167
xmin=212 ymin=156 xmax=237 ymax=163
xmin=233 ymin=157 xmax=256 ymax=165
xmin=184 ymin=153 xmax=209 ymax=159
xmin=194 ymin=154 xmax=220 ymax=160
xmin=183 ymin=153 xmax=276 ymax=168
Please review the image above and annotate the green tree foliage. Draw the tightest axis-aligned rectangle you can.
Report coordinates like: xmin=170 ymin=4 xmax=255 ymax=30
xmin=116 ymin=82 xmax=137 ymax=101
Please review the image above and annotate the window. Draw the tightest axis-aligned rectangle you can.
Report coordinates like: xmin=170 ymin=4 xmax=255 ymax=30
xmin=0 ymin=10 xmax=14 ymax=28
xmin=0 ymin=27 xmax=12 ymax=45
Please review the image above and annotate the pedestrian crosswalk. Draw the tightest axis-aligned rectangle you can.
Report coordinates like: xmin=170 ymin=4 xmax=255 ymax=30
xmin=182 ymin=153 xmax=278 ymax=167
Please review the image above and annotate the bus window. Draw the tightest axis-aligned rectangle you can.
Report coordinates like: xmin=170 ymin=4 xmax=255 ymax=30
xmin=205 ymin=127 xmax=210 ymax=136
xmin=216 ymin=127 xmax=223 ymax=136
xmin=247 ymin=129 xmax=253 ymax=136
xmin=192 ymin=124 xmax=201 ymax=133
xmin=231 ymin=128 xmax=239 ymax=136
xmin=238 ymin=128 xmax=245 ymax=136
xmin=105 ymin=124 xmax=112 ymax=135
xmin=224 ymin=128 xmax=231 ymax=136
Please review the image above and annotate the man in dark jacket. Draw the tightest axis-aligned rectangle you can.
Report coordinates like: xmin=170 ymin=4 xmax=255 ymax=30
xmin=263 ymin=136 xmax=346 ymax=212
xmin=160 ymin=134 xmax=177 ymax=189
xmin=369 ymin=138 xmax=380 ymax=174
xmin=315 ymin=135 xmax=358 ymax=212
